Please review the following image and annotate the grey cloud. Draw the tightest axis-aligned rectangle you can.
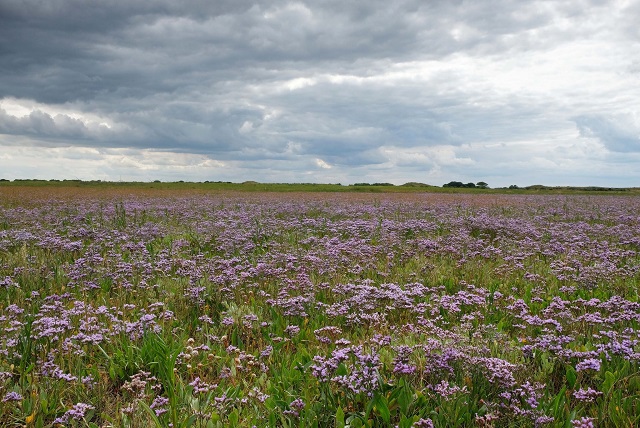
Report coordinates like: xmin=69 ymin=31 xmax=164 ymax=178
xmin=0 ymin=0 xmax=572 ymax=103
xmin=0 ymin=0 xmax=573 ymax=106
xmin=618 ymin=0 xmax=640 ymax=41
xmin=574 ymin=115 xmax=640 ymax=153
xmin=1 ymin=0 xmax=639 ymax=185
xmin=0 ymin=108 xmax=103 ymax=140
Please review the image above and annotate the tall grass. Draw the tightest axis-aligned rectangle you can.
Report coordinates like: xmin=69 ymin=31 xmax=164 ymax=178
xmin=1 ymin=190 xmax=639 ymax=426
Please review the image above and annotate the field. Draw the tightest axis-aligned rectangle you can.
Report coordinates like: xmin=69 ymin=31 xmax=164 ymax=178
xmin=1 ymin=186 xmax=639 ymax=427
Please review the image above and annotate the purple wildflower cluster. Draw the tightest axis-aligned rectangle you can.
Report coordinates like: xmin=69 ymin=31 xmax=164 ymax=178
xmin=1 ymin=391 xmax=22 ymax=402
xmin=1 ymin=191 xmax=640 ymax=425
xmin=311 ymin=345 xmax=381 ymax=396
xmin=283 ymin=398 xmax=305 ymax=418
xmin=572 ymin=416 xmax=596 ymax=428
xmin=52 ymin=402 xmax=94 ymax=424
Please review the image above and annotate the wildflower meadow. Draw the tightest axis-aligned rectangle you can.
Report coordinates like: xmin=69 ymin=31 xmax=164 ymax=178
xmin=1 ymin=186 xmax=639 ymax=427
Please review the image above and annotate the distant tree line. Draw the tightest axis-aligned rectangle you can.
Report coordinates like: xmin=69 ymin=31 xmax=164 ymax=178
xmin=443 ymin=181 xmax=489 ymax=189
xmin=0 ymin=179 xmax=631 ymax=192
xmin=351 ymin=182 xmax=395 ymax=186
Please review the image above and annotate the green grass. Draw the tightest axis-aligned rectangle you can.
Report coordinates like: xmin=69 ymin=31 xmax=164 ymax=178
xmin=1 ymin=190 xmax=640 ymax=426
xmin=2 ymin=179 xmax=639 ymax=195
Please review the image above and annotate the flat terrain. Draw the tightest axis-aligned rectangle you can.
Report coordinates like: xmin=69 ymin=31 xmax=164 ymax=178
xmin=1 ymin=186 xmax=639 ymax=427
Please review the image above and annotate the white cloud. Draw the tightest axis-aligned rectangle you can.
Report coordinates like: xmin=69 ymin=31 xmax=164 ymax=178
xmin=1 ymin=0 xmax=639 ymax=186
xmin=0 ymin=98 xmax=114 ymax=127
xmin=574 ymin=113 xmax=640 ymax=152
xmin=0 ymin=145 xmax=226 ymax=180
xmin=239 ymin=121 xmax=254 ymax=134
xmin=315 ymin=158 xmax=331 ymax=169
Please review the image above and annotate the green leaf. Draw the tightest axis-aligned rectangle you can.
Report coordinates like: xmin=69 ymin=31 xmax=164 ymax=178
xmin=397 ymin=384 xmax=412 ymax=416
xmin=336 ymin=363 xmax=348 ymax=377
xmin=398 ymin=415 xmax=415 ymax=428
xmin=335 ymin=406 xmax=345 ymax=428
xmin=375 ymin=395 xmax=391 ymax=425
xmin=629 ymin=375 xmax=640 ymax=393
xmin=264 ymin=397 xmax=277 ymax=410
xmin=549 ymin=386 xmax=566 ymax=417
xmin=349 ymin=417 xmax=363 ymax=428
xmin=228 ymin=409 xmax=239 ymax=427
xmin=139 ymin=401 xmax=164 ymax=428
xmin=566 ymin=365 xmax=577 ymax=389
xmin=602 ymin=371 xmax=616 ymax=393
xmin=183 ymin=415 xmax=197 ymax=427
xmin=365 ymin=395 xmax=376 ymax=419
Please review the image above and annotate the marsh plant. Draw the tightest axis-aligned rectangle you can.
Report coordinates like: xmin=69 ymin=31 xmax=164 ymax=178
xmin=1 ymin=190 xmax=640 ymax=426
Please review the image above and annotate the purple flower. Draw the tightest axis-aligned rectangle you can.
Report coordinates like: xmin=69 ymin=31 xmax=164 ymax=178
xmin=534 ymin=415 xmax=555 ymax=426
xmin=40 ymin=359 xmax=78 ymax=382
xmin=393 ymin=362 xmax=417 ymax=375
xmin=284 ymin=325 xmax=300 ymax=337
xmin=283 ymin=398 xmax=306 ymax=418
xmin=189 ymin=377 xmax=216 ymax=394
xmin=575 ymin=358 xmax=601 ymax=372
xmin=249 ymin=387 xmax=269 ymax=403
xmin=290 ymin=398 xmax=305 ymax=410
xmin=371 ymin=334 xmax=392 ymax=347
xmin=2 ymin=391 xmax=23 ymax=402
xmin=81 ymin=375 xmax=97 ymax=389
xmin=53 ymin=402 xmax=95 ymax=424
xmin=312 ymin=346 xmax=381 ymax=396
xmin=573 ymin=387 xmax=602 ymax=402
xmin=150 ymin=396 xmax=169 ymax=416
xmin=413 ymin=418 xmax=434 ymax=428
xmin=431 ymin=380 xmax=467 ymax=398
xmin=474 ymin=357 xmax=516 ymax=387
xmin=260 ymin=345 xmax=273 ymax=358
xmin=572 ymin=416 xmax=595 ymax=428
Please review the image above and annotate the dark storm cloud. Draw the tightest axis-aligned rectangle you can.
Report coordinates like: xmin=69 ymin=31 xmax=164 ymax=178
xmin=1 ymin=0 xmax=638 ymax=185
xmin=4 ymin=0 xmax=491 ymax=157
xmin=0 ymin=0 xmax=563 ymax=103
xmin=0 ymin=107 xmax=121 ymax=143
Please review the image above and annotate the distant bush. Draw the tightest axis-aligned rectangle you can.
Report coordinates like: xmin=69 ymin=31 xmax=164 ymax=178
xmin=443 ymin=181 xmax=477 ymax=188
xmin=401 ymin=182 xmax=431 ymax=187
xmin=525 ymin=185 xmax=548 ymax=190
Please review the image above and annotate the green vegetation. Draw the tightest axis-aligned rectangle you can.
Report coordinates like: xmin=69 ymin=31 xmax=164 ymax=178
xmin=1 ymin=190 xmax=640 ymax=426
xmin=0 ymin=179 xmax=638 ymax=195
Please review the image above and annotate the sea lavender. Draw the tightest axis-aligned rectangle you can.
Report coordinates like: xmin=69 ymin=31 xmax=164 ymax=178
xmin=1 ymin=391 xmax=23 ymax=402
xmin=572 ymin=417 xmax=596 ymax=428
xmin=573 ymin=387 xmax=602 ymax=402
xmin=52 ymin=402 xmax=95 ymax=424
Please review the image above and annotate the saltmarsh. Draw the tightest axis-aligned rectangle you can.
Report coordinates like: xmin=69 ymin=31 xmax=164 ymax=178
xmin=1 ymin=187 xmax=639 ymax=427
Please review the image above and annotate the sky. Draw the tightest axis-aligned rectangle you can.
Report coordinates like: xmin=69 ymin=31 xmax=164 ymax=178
xmin=1 ymin=0 xmax=639 ymax=187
